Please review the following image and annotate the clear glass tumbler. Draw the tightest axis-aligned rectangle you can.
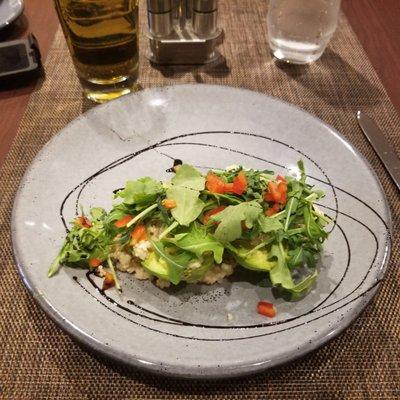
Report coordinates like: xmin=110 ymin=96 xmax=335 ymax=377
xmin=54 ymin=0 xmax=140 ymax=103
xmin=267 ymin=0 xmax=341 ymax=64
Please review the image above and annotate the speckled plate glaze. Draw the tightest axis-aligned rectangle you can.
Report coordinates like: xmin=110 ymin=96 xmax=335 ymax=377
xmin=12 ymin=85 xmax=391 ymax=379
xmin=0 ymin=0 xmax=23 ymax=29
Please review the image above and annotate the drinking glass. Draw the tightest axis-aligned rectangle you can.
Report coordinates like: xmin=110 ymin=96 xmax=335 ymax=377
xmin=54 ymin=0 xmax=140 ymax=103
xmin=267 ymin=0 xmax=341 ymax=64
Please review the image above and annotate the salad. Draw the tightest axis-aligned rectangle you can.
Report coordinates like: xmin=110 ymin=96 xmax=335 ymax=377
xmin=49 ymin=161 xmax=331 ymax=317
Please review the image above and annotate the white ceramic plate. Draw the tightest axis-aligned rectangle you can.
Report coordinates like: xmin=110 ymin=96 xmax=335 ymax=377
xmin=12 ymin=85 xmax=391 ymax=378
xmin=0 ymin=0 xmax=23 ymax=30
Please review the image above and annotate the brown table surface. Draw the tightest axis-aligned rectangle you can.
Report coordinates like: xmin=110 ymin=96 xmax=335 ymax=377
xmin=0 ymin=0 xmax=399 ymax=168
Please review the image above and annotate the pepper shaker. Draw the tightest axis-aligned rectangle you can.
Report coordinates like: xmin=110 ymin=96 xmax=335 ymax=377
xmin=146 ymin=0 xmax=223 ymax=65
xmin=147 ymin=0 xmax=173 ymax=37
xmin=192 ymin=0 xmax=218 ymax=37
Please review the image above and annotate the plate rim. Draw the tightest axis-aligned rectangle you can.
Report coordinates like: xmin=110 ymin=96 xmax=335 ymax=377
xmin=11 ymin=84 xmax=393 ymax=378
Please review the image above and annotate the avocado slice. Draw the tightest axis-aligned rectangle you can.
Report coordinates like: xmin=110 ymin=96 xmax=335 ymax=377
xmin=142 ymin=252 xmax=170 ymax=281
xmin=182 ymin=254 xmax=214 ymax=283
xmin=230 ymin=246 xmax=276 ymax=272
xmin=142 ymin=250 xmax=215 ymax=285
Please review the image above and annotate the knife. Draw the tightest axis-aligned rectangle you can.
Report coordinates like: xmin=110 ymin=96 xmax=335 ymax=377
xmin=357 ymin=111 xmax=400 ymax=191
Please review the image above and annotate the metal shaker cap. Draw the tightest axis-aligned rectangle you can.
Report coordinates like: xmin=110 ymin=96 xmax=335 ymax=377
xmin=147 ymin=0 xmax=172 ymax=13
xmin=193 ymin=0 xmax=218 ymax=12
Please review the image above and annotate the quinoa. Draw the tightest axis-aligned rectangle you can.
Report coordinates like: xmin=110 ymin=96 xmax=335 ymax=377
xmin=200 ymin=262 xmax=236 ymax=285
xmin=111 ymin=223 xmax=237 ymax=288
xmin=112 ymin=245 xmax=151 ymax=281
xmin=155 ymin=278 xmax=171 ymax=289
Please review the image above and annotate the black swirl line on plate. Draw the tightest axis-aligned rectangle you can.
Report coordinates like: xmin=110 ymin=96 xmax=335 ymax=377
xmin=79 ymin=205 xmax=380 ymax=330
xmin=77 ymin=200 xmax=378 ymax=330
xmin=73 ymin=274 xmax=383 ymax=342
xmin=154 ymin=140 xmax=338 ymax=234
xmin=60 ymin=130 xmax=390 ymax=235
xmin=60 ymin=131 xmax=339 ymax=233
xmin=64 ymin=140 xmax=384 ymax=303
xmin=61 ymin=135 xmax=202 ymax=227
xmin=60 ymin=132 xmax=231 ymax=229
xmin=80 ymin=220 xmax=350 ymax=329
xmin=83 ymin=272 xmax=184 ymax=326
xmin=152 ymin=143 xmax=380 ymax=312
xmin=314 ymin=204 xmax=380 ymax=311
xmin=65 ymin=138 xmax=344 ymax=318
xmin=59 ymin=131 xmax=390 ymax=339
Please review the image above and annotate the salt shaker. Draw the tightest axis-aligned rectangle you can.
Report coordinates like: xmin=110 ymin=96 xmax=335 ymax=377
xmin=147 ymin=0 xmax=173 ymax=37
xmin=192 ymin=0 xmax=218 ymax=37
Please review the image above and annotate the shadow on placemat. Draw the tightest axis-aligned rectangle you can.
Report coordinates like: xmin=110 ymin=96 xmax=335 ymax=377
xmin=276 ymin=49 xmax=384 ymax=107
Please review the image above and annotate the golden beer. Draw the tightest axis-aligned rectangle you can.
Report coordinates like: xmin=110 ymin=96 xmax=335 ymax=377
xmin=54 ymin=0 xmax=139 ymax=102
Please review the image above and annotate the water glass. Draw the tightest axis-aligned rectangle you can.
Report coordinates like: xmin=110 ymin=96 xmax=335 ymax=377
xmin=267 ymin=0 xmax=341 ymax=64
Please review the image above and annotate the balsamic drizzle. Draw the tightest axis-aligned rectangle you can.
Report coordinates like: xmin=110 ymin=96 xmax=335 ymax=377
xmin=59 ymin=130 xmax=390 ymax=341
xmin=73 ymin=274 xmax=383 ymax=342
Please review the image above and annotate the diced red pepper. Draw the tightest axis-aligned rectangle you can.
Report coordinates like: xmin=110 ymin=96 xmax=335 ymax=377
xmin=114 ymin=215 xmax=133 ymax=228
xmin=205 ymin=173 xmax=227 ymax=194
xmin=162 ymin=199 xmax=177 ymax=209
xmin=206 ymin=171 xmax=247 ymax=196
xmin=277 ymin=181 xmax=288 ymax=204
xmin=88 ymin=258 xmax=102 ymax=268
xmin=75 ymin=216 xmax=92 ymax=228
xmin=268 ymin=181 xmax=281 ymax=203
xmin=279 ymin=192 xmax=287 ymax=205
xmin=224 ymin=182 xmax=234 ymax=192
xmin=264 ymin=176 xmax=288 ymax=205
xmin=277 ymin=181 xmax=287 ymax=193
xmin=264 ymin=192 xmax=274 ymax=202
xmin=131 ymin=223 xmax=147 ymax=244
xmin=265 ymin=208 xmax=275 ymax=217
xmin=265 ymin=202 xmax=281 ymax=216
xmin=203 ymin=206 xmax=227 ymax=224
xmin=257 ymin=301 xmax=276 ymax=318
xmin=102 ymin=271 xmax=115 ymax=291
xmin=231 ymin=171 xmax=247 ymax=195
xmin=276 ymin=175 xmax=287 ymax=183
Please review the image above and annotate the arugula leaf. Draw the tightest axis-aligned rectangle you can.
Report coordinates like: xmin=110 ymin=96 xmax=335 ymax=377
xmin=269 ymin=244 xmax=294 ymax=289
xmin=171 ymin=164 xmax=205 ymax=190
xmin=48 ymin=208 xmax=112 ymax=277
xmin=90 ymin=207 xmax=106 ymax=221
xmin=151 ymin=241 xmax=192 ymax=284
xmin=258 ymin=215 xmax=284 ymax=233
xmin=286 ymin=270 xmax=317 ymax=301
xmin=166 ymin=186 xmax=205 ymax=226
xmin=115 ymin=177 xmax=163 ymax=206
xmin=168 ymin=222 xmax=224 ymax=263
xmin=297 ymin=159 xmax=306 ymax=183
xmin=287 ymin=247 xmax=305 ymax=268
xmin=203 ymin=191 xmax=242 ymax=205
xmin=304 ymin=205 xmax=328 ymax=242
xmin=211 ymin=201 xmax=263 ymax=242
xmin=269 ymin=244 xmax=317 ymax=300
xmin=104 ymin=203 xmax=133 ymax=225
xmin=163 ymin=164 xmax=207 ymax=226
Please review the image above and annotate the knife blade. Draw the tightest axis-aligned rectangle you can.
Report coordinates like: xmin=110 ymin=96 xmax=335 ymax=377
xmin=357 ymin=111 xmax=400 ymax=191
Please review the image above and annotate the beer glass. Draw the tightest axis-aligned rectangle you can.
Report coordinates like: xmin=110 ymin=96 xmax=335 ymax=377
xmin=54 ymin=0 xmax=139 ymax=102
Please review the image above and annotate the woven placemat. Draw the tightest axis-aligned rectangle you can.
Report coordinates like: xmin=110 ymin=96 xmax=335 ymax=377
xmin=0 ymin=1 xmax=399 ymax=399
